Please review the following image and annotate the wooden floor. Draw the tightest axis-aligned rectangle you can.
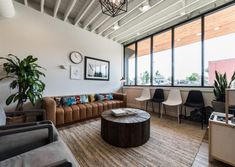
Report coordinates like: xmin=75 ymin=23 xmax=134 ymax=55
xmin=192 ymin=130 xmax=232 ymax=167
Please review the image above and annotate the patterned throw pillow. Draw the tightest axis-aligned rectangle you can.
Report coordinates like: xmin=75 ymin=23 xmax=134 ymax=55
xmin=60 ymin=97 xmax=67 ymax=106
xmin=98 ymin=95 xmax=105 ymax=101
xmin=80 ymin=95 xmax=88 ymax=104
xmin=106 ymin=94 xmax=113 ymax=100
xmin=54 ymin=97 xmax=61 ymax=107
xmin=69 ymin=96 xmax=77 ymax=106
xmin=89 ymin=95 xmax=95 ymax=103
xmin=94 ymin=94 xmax=99 ymax=101
xmin=75 ymin=96 xmax=81 ymax=104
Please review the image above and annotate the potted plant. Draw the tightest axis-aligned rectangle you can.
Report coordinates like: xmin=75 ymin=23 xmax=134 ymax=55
xmin=0 ymin=54 xmax=45 ymax=111
xmin=212 ymin=70 xmax=235 ymax=112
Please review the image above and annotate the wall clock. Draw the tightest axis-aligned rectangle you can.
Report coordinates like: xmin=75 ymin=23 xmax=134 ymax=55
xmin=69 ymin=51 xmax=83 ymax=64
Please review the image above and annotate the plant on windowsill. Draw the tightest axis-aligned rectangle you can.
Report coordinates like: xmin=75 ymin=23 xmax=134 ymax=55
xmin=212 ymin=70 xmax=235 ymax=113
xmin=0 ymin=54 xmax=45 ymax=111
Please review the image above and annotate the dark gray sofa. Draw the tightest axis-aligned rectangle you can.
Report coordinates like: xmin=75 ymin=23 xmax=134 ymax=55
xmin=0 ymin=104 xmax=79 ymax=167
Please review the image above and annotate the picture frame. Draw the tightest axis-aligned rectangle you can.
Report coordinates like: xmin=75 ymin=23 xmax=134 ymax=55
xmin=84 ymin=56 xmax=110 ymax=81
xmin=70 ymin=65 xmax=82 ymax=80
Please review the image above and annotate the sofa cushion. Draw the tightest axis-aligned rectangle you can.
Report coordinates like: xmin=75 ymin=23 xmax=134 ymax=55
xmin=71 ymin=105 xmax=80 ymax=121
xmin=0 ymin=139 xmax=79 ymax=167
xmin=93 ymin=102 xmax=103 ymax=114
xmin=0 ymin=125 xmax=58 ymax=161
xmin=56 ymin=107 xmax=64 ymax=125
xmin=84 ymin=104 xmax=92 ymax=118
xmin=77 ymin=104 xmax=86 ymax=120
xmin=89 ymin=103 xmax=98 ymax=117
xmin=63 ymin=107 xmax=73 ymax=123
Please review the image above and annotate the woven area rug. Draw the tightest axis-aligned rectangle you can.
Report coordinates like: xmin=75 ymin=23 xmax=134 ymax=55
xmin=59 ymin=115 xmax=205 ymax=167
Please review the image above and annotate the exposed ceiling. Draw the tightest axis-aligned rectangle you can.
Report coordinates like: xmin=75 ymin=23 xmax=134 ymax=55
xmin=14 ymin=0 xmax=234 ymax=45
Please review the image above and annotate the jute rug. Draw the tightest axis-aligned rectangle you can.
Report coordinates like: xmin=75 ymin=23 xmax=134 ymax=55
xmin=59 ymin=115 xmax=205 ymax=167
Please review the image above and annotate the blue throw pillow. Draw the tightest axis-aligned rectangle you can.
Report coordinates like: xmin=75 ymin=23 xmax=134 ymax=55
xmin=80 ymin=95 xmax=88 ymax=104
xmin=98 ymin=95 xmax=105 ymax=101
xmin=107 ymin=94 xmax=113 ymax=100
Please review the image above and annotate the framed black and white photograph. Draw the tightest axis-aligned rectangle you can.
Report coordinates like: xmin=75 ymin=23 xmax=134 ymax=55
xmin=84 ymin=56 xmax=110 ymax=81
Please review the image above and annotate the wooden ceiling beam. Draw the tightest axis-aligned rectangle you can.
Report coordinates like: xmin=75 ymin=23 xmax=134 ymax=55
xmin=53 ymin=0 xmax=61 ymax=17
xmin=82 ymin=7 xmax=101 ymax=29
xmin=24 ymin=0 xmax=28 ymax=6
xmin=74 ymin=0 xmax=96 ymax=25
xmin=64 ymin=0 xmax=77 ymax=21
xmin=41 ymin=0 xmax=45 ymax=13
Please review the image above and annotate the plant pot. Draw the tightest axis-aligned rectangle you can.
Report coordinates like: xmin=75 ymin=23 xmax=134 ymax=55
xmin=211 ymin=100 xmax=225 ymax=113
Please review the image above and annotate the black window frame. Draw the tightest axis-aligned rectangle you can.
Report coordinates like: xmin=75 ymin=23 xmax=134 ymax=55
xmin=123 ymin=1 xmax=235 ymax=88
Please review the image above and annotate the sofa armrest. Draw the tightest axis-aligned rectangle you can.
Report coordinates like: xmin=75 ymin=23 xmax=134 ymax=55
xmin=0 ymin=120 xmax=53 ymax=130
xmin=0 ymin=124 xmax=54 ymax=143
xmin=113 ymin=93 xmax=127 ymax=107
xmin=45 ymin=159 xmax=73 ymax=167
xmin=43 ymin=97 xmax=57 ymax=125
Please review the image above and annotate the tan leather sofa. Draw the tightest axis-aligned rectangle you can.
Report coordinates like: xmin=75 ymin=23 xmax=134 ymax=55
xmin=43 ymin=93 xmax=127 ymax=126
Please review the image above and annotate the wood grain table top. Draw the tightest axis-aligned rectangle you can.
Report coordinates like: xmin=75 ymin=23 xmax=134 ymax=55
xmin=101 ymin=108 xmax=150 ymax=124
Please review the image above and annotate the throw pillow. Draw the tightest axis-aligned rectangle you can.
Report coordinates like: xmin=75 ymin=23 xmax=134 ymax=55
xmin=80 ymin=95 xmax=88 ymax=104
xmin=89 ymin=94 xmax=95 ymax=103
xmin=65 ymin=97 xmax=77 ymax=106
xmin=60 ymin=97 xmax=67 ymax=106
xmin=94 ymin=94 xmax=99 ymax=101
xmin=103 ymin=95 xmax=108 ymax=101
xmin=98 ymin=95 xmax=105 ymax=101
xmin=75 ymin=96 xmax=81 ymax=104
xmin=54 ymin=97 xmax=61 ymax=107
xmin=107 ymin=94 xmax=113 ymax=100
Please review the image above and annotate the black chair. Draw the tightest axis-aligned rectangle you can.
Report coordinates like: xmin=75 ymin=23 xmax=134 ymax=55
xmin=182 ymin=90 xmax=205 ymax=129
xmin=149 ymin=89 xmax=165 ymax=117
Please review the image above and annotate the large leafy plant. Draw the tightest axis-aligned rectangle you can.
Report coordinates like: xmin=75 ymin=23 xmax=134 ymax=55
xmin=213 ymin=70 xmax=235 ymax=102
xmin=0 ymin=54 xmax=45 ymax=111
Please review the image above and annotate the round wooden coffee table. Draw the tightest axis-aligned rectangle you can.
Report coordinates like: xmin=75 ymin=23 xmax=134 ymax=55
xmin=101 ymin=108 xmax=150 ymax=147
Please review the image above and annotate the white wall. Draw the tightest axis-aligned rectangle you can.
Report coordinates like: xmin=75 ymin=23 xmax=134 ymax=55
xmin=0 ymin=2 xmax=122 ymax=110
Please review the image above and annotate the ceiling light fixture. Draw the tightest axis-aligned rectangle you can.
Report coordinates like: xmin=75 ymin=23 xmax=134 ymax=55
xmin=99 ymin=0 xmax=128 ymax=17
xmin=139 ymin=0 xmax=151 ymax=12
xmin=180 ymin=11 xmax=186 ymax=16
xmin=112 ymin=23 xmax=120 ymax=30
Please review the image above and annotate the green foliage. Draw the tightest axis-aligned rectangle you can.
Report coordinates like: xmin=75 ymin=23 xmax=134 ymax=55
xmin=0 ymin=54 xmax=45 ymax=110
xmin=213 ymin=71 xmax=235 ymax=102
xmin=187 ymin=73 xmax=200 ymax=82
xmin=141 ymin=71 xmax=150 ymax=84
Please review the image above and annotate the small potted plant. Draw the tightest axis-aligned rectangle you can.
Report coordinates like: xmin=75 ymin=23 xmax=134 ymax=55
xmin=0 ymin=54 xmax=45 ymax=112
xmin=212 ymin=71 xmax=235 ymax=112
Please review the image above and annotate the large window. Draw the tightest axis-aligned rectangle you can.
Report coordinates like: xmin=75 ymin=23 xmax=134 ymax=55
xmin=124 ymin=3 xmax=235 ymax=87
xmin=204 ymin=5 xmax=235 ymax=86
xmin=174 ymin=19 xmax=202 ymax=86
xmin=124 ymin=44 xmax=136 ymax=85
xmin=153 ymin=31 xmax=172 ymax=86
xmin=137 ymin=38 xmax=151 ymax=85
